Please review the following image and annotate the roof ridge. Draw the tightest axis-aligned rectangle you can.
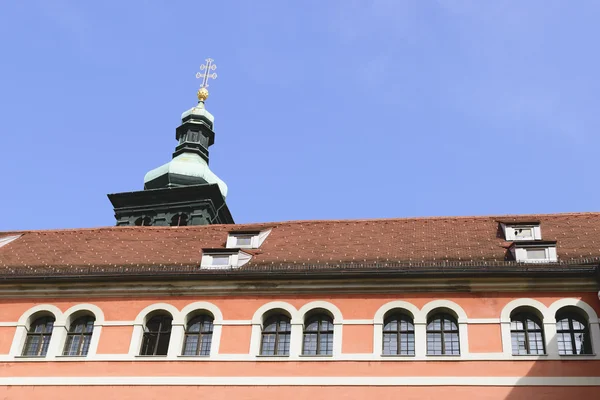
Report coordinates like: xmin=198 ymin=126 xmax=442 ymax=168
xmin=2 ymin=211 xmax=599 ymax=234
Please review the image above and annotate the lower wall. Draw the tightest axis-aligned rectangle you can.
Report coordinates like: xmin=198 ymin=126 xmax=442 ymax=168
xmin=1 ymin=385 xmax=599 ymax=400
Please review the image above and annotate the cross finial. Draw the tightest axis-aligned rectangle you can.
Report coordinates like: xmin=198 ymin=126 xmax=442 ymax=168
xmin=195 ymin=58 xmax=217 ymax=102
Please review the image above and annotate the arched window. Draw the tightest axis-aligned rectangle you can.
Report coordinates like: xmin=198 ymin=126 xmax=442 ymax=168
xmin=511 ymin=311 xmax=545 ymax=355
xmin=302 ymin=313 xmax=334 ymax=356
xmin=140 ymin=314 xmax=172 ymax=356
xmin=170 ymin=213 xmax=188 ymax=227
xmin=182 ymin=315 xmax=213 ymax=356
xmin=135 ymin=216 xmax=152 ymax=226
xmin=383 ymin=313 xmax=415 ymax=356
xmin=427 ymin=313 xmax=460 ymax=355
xmin=63 ymin=316 xmax=95 ymax=356
xmin=22 ymin=316 xmax=55 ymax=357
xmin=556 ymin=311 xmax=592 ymax=355
xmin=261 ymin=314 xmax=291 ymax=356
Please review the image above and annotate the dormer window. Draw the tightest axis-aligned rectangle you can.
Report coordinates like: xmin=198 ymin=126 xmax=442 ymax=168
xmin=501 ymin=223 xmax=542 ymax=241
xmin=200 ymin=250 xmax=252 ymax=269
xmin=510 ymin=242 xmax=557 ymax=263
xmin=0 ymin=235 xmax=21 ymax=249
xmin=226 ymin=229 xmax=272 ymax=249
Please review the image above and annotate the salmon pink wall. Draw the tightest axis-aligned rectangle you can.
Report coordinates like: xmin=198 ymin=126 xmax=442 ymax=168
xmin=342 ymin=325 xmax=373 ymax=353
xmin=468 ymin=324 xmax=502 ymax=353
xmin=0 ymin=327 xmax=14 ymax=353
xmin=2 ymin=360 xmax=600 ymax=377
xmin=219 ymin=325 xmax=252 ymax=353
xmin=96 ymin=326 xmax=133 ymax=354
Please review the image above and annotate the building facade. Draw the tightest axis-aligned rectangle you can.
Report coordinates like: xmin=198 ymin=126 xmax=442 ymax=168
xmin=0 ymin=86 xmax=599 ymax=399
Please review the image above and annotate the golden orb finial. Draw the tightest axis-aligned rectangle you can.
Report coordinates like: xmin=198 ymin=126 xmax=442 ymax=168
xmin=195 ymin=58 xmax=217 ymax=102
xmin=197 ymin=87 xmax=209 ymax=101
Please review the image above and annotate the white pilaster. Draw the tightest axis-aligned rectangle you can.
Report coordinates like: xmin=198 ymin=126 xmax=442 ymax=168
xmin=211 ymin=324 xmax=222 ymax=355
xmin=333 ymin=323 xmax=343 ymax=356
xmin=372 ymin=322 xmax=383 ymax=356
xmin=544 ymin=322 xmax=559 ymax=357
xmin=9 ymin=325 xmax=27 ymax=357
xmin=500 ymin=322 xmax=513 ymax=356
xmin=414 ymin=322 xmax=426 ymax=357
xmin=249 ymin=323 xmax=262 ymax=356
xmin=290 ymin=323 xmax=303 ymax=357
xmin=168 ymin=324 xmax=185 ymax=358
xmin=46 ymin=324 xmax=67 ymax=359
xmin=459 ymin=322 xmax=469 ymax=356
xmin=128 ymin=324 xmax=144 ymax=356
xmin=87 ymin=325 xmax=102 ymax=357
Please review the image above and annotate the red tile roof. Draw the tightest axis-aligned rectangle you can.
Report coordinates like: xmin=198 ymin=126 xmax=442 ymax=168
xmin=1 ymin=213 xmax=600 ymax=276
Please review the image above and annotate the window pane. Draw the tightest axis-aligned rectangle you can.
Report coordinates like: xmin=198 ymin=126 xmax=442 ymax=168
xmin=277 ymin=332 xmax=290 ymax=356
xmin=427 ymin=332 xmax=442 ymax=355
xmin=183 ymin=335 xmax=199 ymax=356
xmin=383 ymin=332 xmax=398 ymax=355
xmin=156 ymin=332 xmax=171 ymax=355
xmin=384 ymin=320 xmax=398 ymax=332
xmin=140 ymin=333 xmax=158 ymax=355
xmin=445 ymin=333 xmax=460 ymax=355
xmin=211 ymin=255 xmax=230 ymax=265
xmin=320 ymin=332 xmax=333 ymax=355
xmin=261 ymin=333 xmax=276 ymax=356
xmin=528 ymin=331 xmax=545 ymax=354
xmin=303 ymin=333 xmax=317 ymax=355
xmin=235 ymin=236 xmax=252 ymax=246
xmin=199 ymin=334 xmax=212 ymax=356
xmin=515 ymin=228 xmax=533 ymax=239
xmin=23 ymin=336 xmax=41 ymax=356
xmin=526 ymin=249 xmax=546 ymax=260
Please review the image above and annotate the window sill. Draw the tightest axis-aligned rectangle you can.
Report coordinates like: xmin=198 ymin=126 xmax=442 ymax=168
xmin=14 ymin=355 xmax=47 ymax=359
xmin=381 ymin=354 xmax=415 ymax=357
xmin=178 ymin=355 xmax=210 ymax=358
xmin=559 ymin=353 xmax=596 ymax=357
xmin=56 ymin=355 xmax=87 ymax=358
xmin=511 ymin=353 xmax=548 ymax=357
xmin=257 ymin=354 xmax=290 ymax=358
xmin=299 ymin=354 xmax=333 ymax=358
xmin=135 ymin=355 xmax=168 ymax=358
xmin=426 ymin=354 xmax=461 ymax=357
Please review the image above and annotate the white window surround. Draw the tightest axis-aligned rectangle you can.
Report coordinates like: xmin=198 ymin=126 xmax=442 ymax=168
xmin=499 ymin=298 xmax=600 ymax=357
xmin=9 ymin=303 xmax=104 ymax=359
xmin=200 ymin=250 xmax=252 ymax=269
xmin=226 ymin=229 xmax=272 ymax=249
xmin=129 ymin=302 xmax=224 ymax=359
xmin=501 ymin=224 xmax=542 ymax=241
xmin=511 ymin=244 xmax=557 ymax=263
xmin=249 ymin=301 xmax=344 ymax=358
xmin=0 ymin=234 xmax=21 ymax=248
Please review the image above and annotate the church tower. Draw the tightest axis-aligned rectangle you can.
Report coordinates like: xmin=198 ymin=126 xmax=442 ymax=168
xmin=107 ymin=59 xmax=234 ymax=226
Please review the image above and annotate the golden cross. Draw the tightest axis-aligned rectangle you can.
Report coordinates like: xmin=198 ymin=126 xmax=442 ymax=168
xmin=196 ymin=58 xmax=217 ymax=88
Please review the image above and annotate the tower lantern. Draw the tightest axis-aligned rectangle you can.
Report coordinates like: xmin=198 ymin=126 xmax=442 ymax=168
xmin=107 ymin=59 xmax=234 ymax=227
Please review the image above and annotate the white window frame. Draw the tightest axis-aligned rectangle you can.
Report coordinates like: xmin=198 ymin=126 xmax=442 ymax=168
xmin=0 ymin=235 xmax=21 ymax=249
xmin=513 ymin=246 xmax=557 ymax=263
xmin=226 ymin=229 xmax=272 ymax=249
xmin=501 ymin=224 xmax=542 ymax=241
xmin=200 ymin=251 xmax=252 ymax=269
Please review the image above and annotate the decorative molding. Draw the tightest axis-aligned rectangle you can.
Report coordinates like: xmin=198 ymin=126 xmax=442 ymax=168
xmin=251 ymin=301 xmax=299 ymax=325
xmin=420 ymin=300 xmax=468 ymax=323
xmin=1 ymin=351 xmax=599 ymax=362
xmin=1 ymin=376 xmax=600 ymax=387
xmin=500 ymin=298 xmax=548 ymax=323
xmin=0 ymin=277 xmax=596 ymax=298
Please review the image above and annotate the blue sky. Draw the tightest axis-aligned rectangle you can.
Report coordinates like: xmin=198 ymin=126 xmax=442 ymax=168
xmin=1 ymin=1 xmax=599 ymax=230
